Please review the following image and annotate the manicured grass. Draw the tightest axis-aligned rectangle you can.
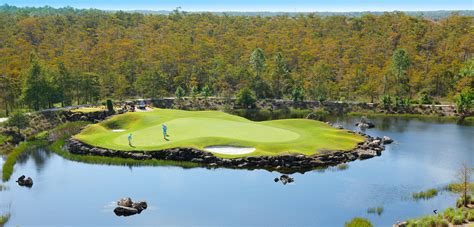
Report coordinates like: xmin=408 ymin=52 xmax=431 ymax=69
xmin=75 ymin=109 xmax=364 ymax=158
xmin=2 ymin=141 xmax=46 ymax=182
xmin=71 ymin=107 xmax=105 ymax=113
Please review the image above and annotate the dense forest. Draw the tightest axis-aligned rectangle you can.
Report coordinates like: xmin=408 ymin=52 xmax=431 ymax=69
xmin=0 ymin=6 xmax=472 ymax=115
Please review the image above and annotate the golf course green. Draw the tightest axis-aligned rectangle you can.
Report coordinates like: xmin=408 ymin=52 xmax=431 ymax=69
xmin=74 ymin=109 xmax=364 ymax=157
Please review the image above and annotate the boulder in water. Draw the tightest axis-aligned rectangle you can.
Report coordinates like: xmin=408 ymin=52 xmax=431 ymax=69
xmin=16 ymin=175 xmax=33 ymax=187
xmin=383 ymin=136 xmax=394 ymax=144
xmin=114 ymin=197 xmax=147 ymax=216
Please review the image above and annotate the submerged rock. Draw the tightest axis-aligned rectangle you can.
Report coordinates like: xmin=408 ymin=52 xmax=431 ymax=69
xmin=16 ymin=175 xmax=33 ymax=187
xmin=279 ymin=174 xmax=294 ymax=185
xmin=114 ymin=206 xmax=139 ymax=216
xmin=114 ymin=197 xmax=147 ymax=217
xmin=355 ymin=117 xmax=375 ymax=129
xmin=383 ymin=136 xmax=394 ymax=144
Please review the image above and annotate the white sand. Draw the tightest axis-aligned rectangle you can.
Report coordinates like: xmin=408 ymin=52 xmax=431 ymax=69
xmin=205 ymin=146 xmax=256 ymax=155
xmin=0 ymin=118 xmax=7 ymax=123
xmin=111 ymin=129 xmax=126 ymax=132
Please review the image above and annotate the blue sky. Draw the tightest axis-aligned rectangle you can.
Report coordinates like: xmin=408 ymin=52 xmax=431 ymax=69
xmin=2 ymin=0 xmax=473 ymax=12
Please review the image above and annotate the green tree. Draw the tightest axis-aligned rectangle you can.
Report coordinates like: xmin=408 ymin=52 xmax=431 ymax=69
xmin=380 ymin=94 xmax=392 ymax=110
xmin=455 ymin=88 xmax=473 ymax=114
xmin=21 ymin=56 xmax=49 ymax=110
xmin=0 ymin=75 xmax=20 ymax=116
xmin=6 ymin=111 xmax=29 ymax=134
xmin=201 ymin=84 xmax=212 ymax=99
xmin=236 ymin=87 xmax=256 ymax=108
xmin=54 ymin=62 xmax=74 ymax=107
xmin=250 ymin=48 xmax=270 ymax=98
xmin=250 ymin=48 xmax=266 ymax=78
xmin=175 ymin=86 xmax=186 ymax=100
xmin=291 ymin=86 xmax=305 ymax=103
xmin=391 ymin=49 xmax=411 ymax=96
xmin=135 ymin=70 xmax=165 ymax=99
xmin=271 ymin=52 xmax=289 ymax=99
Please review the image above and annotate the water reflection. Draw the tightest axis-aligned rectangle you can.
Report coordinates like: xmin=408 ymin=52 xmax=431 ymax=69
xmin=1 ymin=116 xmax=473 ymax=226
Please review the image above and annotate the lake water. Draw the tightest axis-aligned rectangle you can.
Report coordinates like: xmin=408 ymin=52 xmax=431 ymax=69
xmin=1 ymin=117 xmax=473 ymax=226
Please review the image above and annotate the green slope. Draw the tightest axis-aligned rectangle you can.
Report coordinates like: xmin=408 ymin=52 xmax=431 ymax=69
xmin=74 ymin=109 xmax=364 ymax=158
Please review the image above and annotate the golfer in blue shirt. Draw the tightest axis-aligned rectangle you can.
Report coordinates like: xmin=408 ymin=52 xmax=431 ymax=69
xmin=128 ymin=133 xmax=133 ymax=146
xmin=162 ymin=124 xmax=168 ymax=140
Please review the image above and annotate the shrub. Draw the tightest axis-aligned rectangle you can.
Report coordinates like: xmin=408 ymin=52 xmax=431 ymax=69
xmin=345 ymin=217 xmax=372 ymax=227
xmin=443 ymin=207 xmax=455 ymax=222
xmin=175 ymin=86 xmax=185 ymax=100
xmin=106 ymin=99 xmax=114 ymax=113
xmin=6 ymin=111 xmax=29 ymax=130
xmin=291 ymin=86 xmax=305 ymax=103
xmin=467 ymin=209 xmax=474 ymax=221
xmin=406 ymin=214 xmax=448 ymax=227
xmin=456 ymin=88 xmax=474 ymax=114
xmin=380 ymin=94 xmax=392 ymax=110
xmin=201 ymin=85 xmax=212 ymax=99
xmin=456 ymin=195 xmax=472 ymax=208
xmin=236 ymin=87 xmax=256 ymax=108
xmin=420 ymin=93 xmax=433 ymax=104
xmin=451 ymin=214 xmax=464 ymax=225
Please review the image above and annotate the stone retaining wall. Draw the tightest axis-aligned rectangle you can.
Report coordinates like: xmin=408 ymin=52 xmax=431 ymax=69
xmin=66 ymin=131 xmax=390 ymax=173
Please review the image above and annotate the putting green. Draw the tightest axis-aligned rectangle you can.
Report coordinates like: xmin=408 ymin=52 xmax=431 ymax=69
xmin=74 ymin=109 xmax=364 ymax=158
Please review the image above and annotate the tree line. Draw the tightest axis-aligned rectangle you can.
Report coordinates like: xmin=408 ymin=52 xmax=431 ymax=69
xmin=0 ymin=7 xmax=472 ymax=115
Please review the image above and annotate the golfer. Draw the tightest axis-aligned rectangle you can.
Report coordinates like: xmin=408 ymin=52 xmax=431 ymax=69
xmin=162 ymin=124 xmax=168 ymax=139
xmin=128 ymin=133 xmax=133 ymax=146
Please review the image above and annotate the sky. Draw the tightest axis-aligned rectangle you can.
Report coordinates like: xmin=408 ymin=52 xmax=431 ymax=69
xmin=1 ymin=0 xmax=473 ymax=12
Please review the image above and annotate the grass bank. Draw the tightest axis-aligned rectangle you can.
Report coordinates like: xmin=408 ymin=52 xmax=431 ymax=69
xmin=406 ymin=207 xmax=474 ymax=226
xmin=2 ymin=141 xmax=46 ymax=182
xmin=75 ymin=109 xmax=363 ymax=158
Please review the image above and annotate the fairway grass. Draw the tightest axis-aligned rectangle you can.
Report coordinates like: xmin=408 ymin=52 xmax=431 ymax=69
xmin=74 ymin=109 xmax=364 ymax=157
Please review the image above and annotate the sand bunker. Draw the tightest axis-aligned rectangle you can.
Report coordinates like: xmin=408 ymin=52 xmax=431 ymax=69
xmin=205 ymin=146 xmax=256 ymax=155
xmin=111 ymin=129 xmax=126 ymax=132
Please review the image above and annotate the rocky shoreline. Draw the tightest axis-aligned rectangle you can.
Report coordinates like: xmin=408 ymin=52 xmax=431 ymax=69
xmin=66 ymin=132 xmax=393 ymax=173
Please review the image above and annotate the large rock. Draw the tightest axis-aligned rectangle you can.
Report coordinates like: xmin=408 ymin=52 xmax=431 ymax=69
xmin=16 ymin=175 xmax=33 ymax=187
xmin=383 ymin=136 xmax=394 ymax=144
xmin=358 ymin=149 xmax=377 ymax=159
xmin=132 ymin=201 xmax=148 ymax=212
xmin=117 ymin=197 xmax=133 ymax=207
xmin=114 ymin=206 xmax=139 ymax=216
xmin=279 ymin=174 xmax=294 ymax=185
xmin=114 ymin=198 xmax=147 ymax=216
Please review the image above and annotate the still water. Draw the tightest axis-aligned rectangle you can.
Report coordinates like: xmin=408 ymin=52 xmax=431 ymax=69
xmin=1 ymin=117 xmax=473 ymax=226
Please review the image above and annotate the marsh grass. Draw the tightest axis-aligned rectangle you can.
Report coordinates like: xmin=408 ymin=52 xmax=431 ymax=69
xmin=344 ymin=217 xmax=372 ymax=227
xmin=0 ymin=185 xmax=7 ymax=191
xmin=445 ymin=182 xmax=474 ymax=194
xmin=412 ymin=188 xmax=439 ymax=200
xmin=367 ymin=206 xmax=384 ymax=216
xmin=2 ymin=141 xmax=46 ymax=182
xmin=0 ymin=213 xmax=10 ymax=227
